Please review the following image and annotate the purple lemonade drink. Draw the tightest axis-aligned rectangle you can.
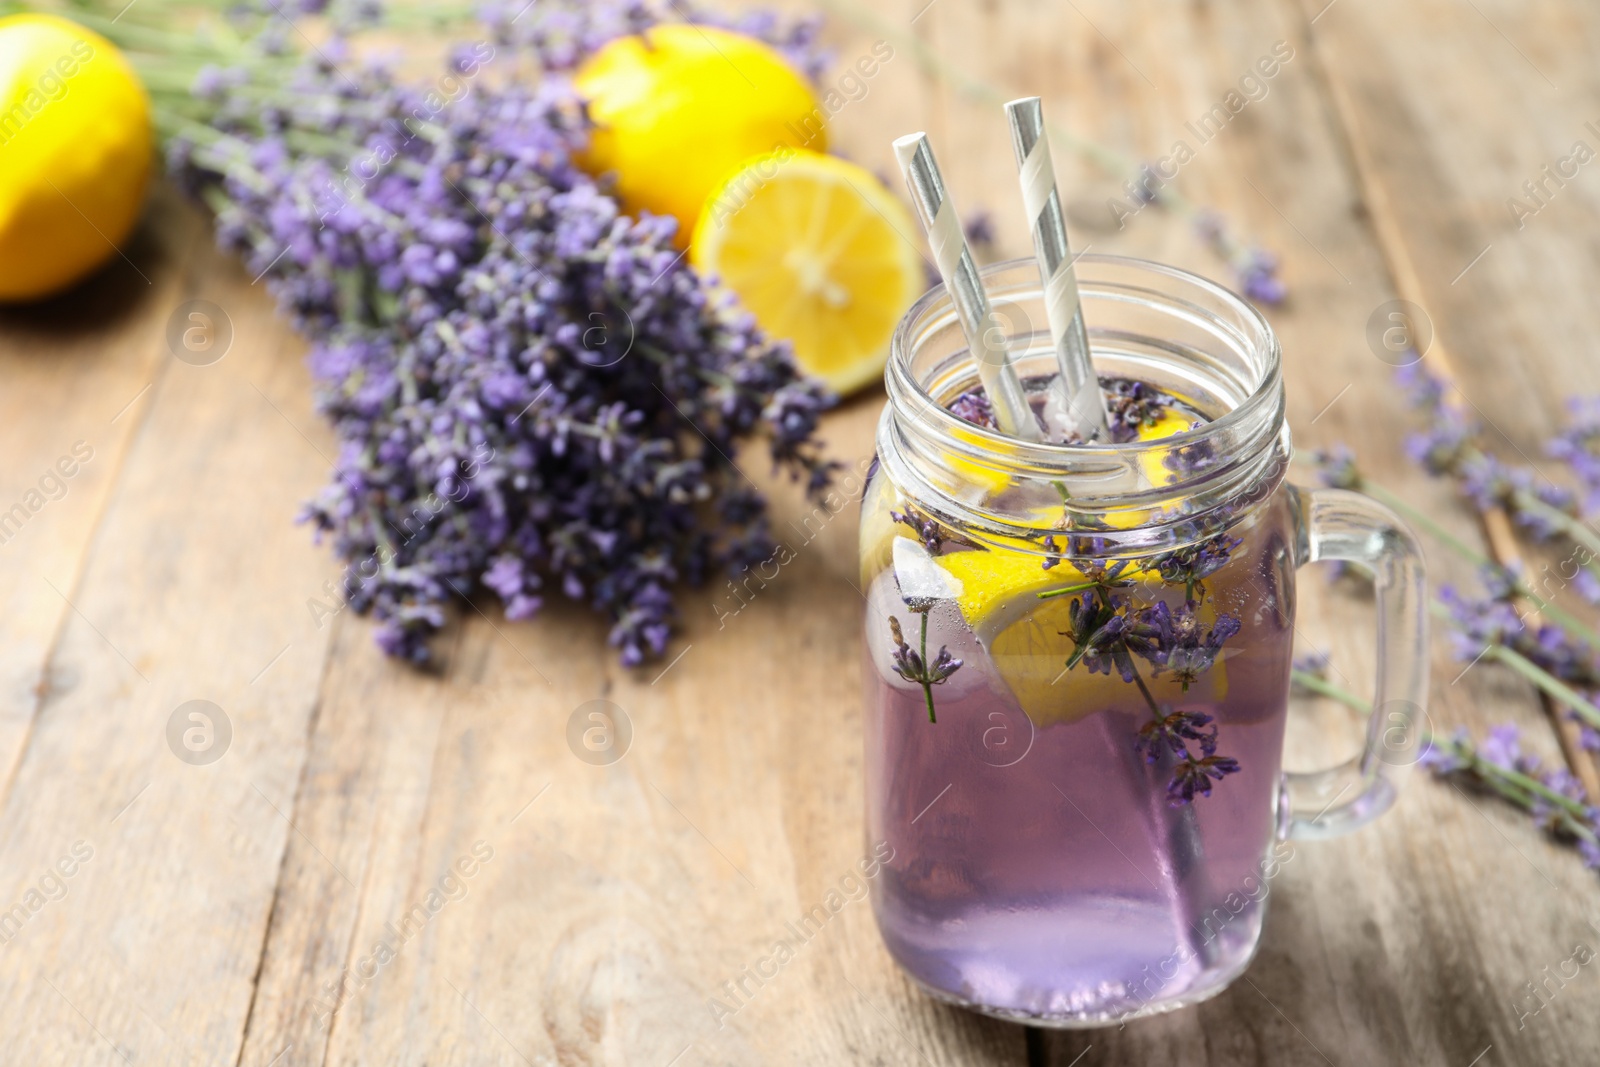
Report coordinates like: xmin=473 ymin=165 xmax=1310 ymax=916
xmin=862 ymin=441 xmax=1295 ymax=1022
xmin=864 ymin=257 xmax=1428 ymax=1026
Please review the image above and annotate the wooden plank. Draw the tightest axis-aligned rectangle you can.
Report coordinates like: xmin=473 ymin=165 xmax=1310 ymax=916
xmin=0 ymin=190 xmax=194 ymax=801
xmin=0 ymin=225 xmax=340 ymax=1063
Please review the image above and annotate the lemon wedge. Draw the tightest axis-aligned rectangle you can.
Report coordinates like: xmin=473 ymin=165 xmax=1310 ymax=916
xmin=690 ymin=150 xmax=925 ymax=396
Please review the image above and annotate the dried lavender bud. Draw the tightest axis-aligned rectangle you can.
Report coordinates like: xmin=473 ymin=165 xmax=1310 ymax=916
xmin=1061 ymin=594 xmax=1131 ymax=680
xmin=1134 ymin=708 xmax=1217 ymax=764
xmin=1549 ymin=397 xmax=1600 ymax=519
xmin=1393 ymin=362 xmax=1582 ymax=543
xmin=1056 ymin=560 xmax=1243 ymax=802
xmin=1438 ymin=586 xmax=1600 ymax=692
xmin=1311 ymin=445 xmax=1361 ymax=490
xmin=1103 ymin=379 xmax=1167 ymax=443
xmin=890 ymin=504 xmax=982 ymax=556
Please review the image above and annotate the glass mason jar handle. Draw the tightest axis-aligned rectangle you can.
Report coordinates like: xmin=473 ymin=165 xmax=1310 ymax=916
xmin=1282 ymin=485 xmax=1429 ymax=840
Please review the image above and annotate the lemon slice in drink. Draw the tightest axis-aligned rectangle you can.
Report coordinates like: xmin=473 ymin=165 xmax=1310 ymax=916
xmin=1136 ymin=408 xmax=1200 ymax=487
xmin=874 ymin=412 xmax=1214 ymax=727
xmin=690 ymin=150 xmax=924 ymax=395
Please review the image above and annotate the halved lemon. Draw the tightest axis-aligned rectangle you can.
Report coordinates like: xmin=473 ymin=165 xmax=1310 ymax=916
xmin=690 ymin=150 xmax=924 ymax=396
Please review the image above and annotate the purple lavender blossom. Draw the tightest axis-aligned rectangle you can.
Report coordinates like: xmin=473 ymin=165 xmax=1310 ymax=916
xmin=948 ymin=390 xmax=997 ymax=430
xmin=1417 ymin=727 xmax=1471 ymax=774
xmin=1167 ymin=752 xmax=1243 ymax=805
xmin=1062 ymin=595 xmax=1132 ymax=681
xmin=1311 ymin=445 xmax=1361 ymax=491
xmin=1438 ymin=585 xmax=1600 ymax=693
xmin=1477 ymin=723 xmax=1526 ymax=772
xmin=888 ymin=614 xmax=962 ymax=724
xmin=1058 ymin=580 xmax=1243 ymax=802
xmin=1549 ymin=396 xmax=1600 ymax=519
xmin=1134 ymin=708 xmax=1217 ymax=764
xmin=963 ymin=211 xmax=997 ymax=251
xmin=891 ymin=506 xmax=945 ymax=555
xmin=1193 ymin=209 xmax=1286 ymax=306
xmin=1417 ymin=720 xmax=1600 ymax=876
xmin=1392 ymin=362 xmax=1588 ymax=543
xmin=1103 ymin=378 xmax=1167 ymax=443
xmin=1125 ymin=600 xmax=1241 ymax=690
xmin=1151 ymin=533 xmax=1242 ymax=603
xmin=1293 ymin=649 xmax=1331 ymax=675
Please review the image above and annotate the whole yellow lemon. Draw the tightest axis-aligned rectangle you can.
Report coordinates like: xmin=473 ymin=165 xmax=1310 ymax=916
xmin=0 ymin=14 xmax=152 ymax=302
xmin=574 ymin=24 xmax=824 ymax=245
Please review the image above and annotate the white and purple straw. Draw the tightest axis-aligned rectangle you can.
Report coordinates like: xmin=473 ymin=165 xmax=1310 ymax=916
xmin=1005 ymin=97 xmax=1110 ymax=443
xmin=893 ymin=133 xmax=1041 ymax=441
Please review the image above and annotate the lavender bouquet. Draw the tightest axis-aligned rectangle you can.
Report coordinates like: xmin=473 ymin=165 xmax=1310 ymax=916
xmin=76 ymin=0 xmax=838 ymax=665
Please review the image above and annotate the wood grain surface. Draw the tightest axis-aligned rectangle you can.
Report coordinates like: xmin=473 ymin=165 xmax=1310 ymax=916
xmin=0 ymin=1 xmax=1596 ymax=1064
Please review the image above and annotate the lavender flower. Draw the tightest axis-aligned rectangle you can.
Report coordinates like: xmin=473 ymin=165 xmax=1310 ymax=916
xmin=1057 ymin=580 xmax=1242 ymax=801
xmin=481 ymin=0 xmax=831 ymax=79
xmin=1311 ymin=445 xmax=1360 ymax=491
xmin=963 ymin=210 xmax=997 ymax=254
xmin=1549 ymin=397 xmax=1600 ymax=519
xmin=1167 ymin=752 xmax=1243 ymax=805
xmin=1062 ymin=595 xmax=1133 ymax=681
xmin=1293 ymin=649 xmax=1330 ymax=675
xmin=890 ymin=505 xmax=979 ymax=556
xmin=1134 ymin=708 xmax=1217 ymax=763
xmin=1393 ymin=362 xmax=1588 ymax=544
xmin=948 ymin=389 xmax=997 ymax=430
xmin=1419 ymin=723 xmax=1600 ymax=874
xmin=1104 ymin=378 xmax=1168 ymax=443
xmin=1127 ymin=601 xmax=1242 ymax=690
xmin=1295 ymin=657 xmax=1600 ymax=880
xmin=1151 ymin=533 xmax=1242 ymax=603
xmin=888 ymin=614 xmax=962 ymax=724
xmin=1194 ymin=209 xmax=1286 ymax=306
xmin=1417 ymin=727 xmax=1471 ymax=774
xmin=1438 ymin=586 xmax=1600 ymax=694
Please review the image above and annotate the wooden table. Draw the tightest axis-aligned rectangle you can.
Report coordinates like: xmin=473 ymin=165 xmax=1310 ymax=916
xmin=2 ymin=0 xmax=1597 ymax=1062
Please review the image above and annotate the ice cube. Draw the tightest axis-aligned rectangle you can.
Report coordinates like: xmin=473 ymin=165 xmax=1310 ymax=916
xmin=893 ymin=536 xmax=962 ymax=611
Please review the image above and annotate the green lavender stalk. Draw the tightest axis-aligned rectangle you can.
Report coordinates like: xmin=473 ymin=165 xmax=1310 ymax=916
xmin=1290 ymin=668 xmax=1599 ymax=847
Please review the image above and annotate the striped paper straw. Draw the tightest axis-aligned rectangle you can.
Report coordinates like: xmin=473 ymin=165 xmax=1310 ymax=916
xmin=1005 ymin=97 xmax=1110 ymax=443
xmin=893 ymin=133 xmax=1041 ymax=441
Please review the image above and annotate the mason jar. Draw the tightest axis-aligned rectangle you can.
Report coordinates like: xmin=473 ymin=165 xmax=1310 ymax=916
xmin=860 ymin=255 xmax=1427 ymax=1026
